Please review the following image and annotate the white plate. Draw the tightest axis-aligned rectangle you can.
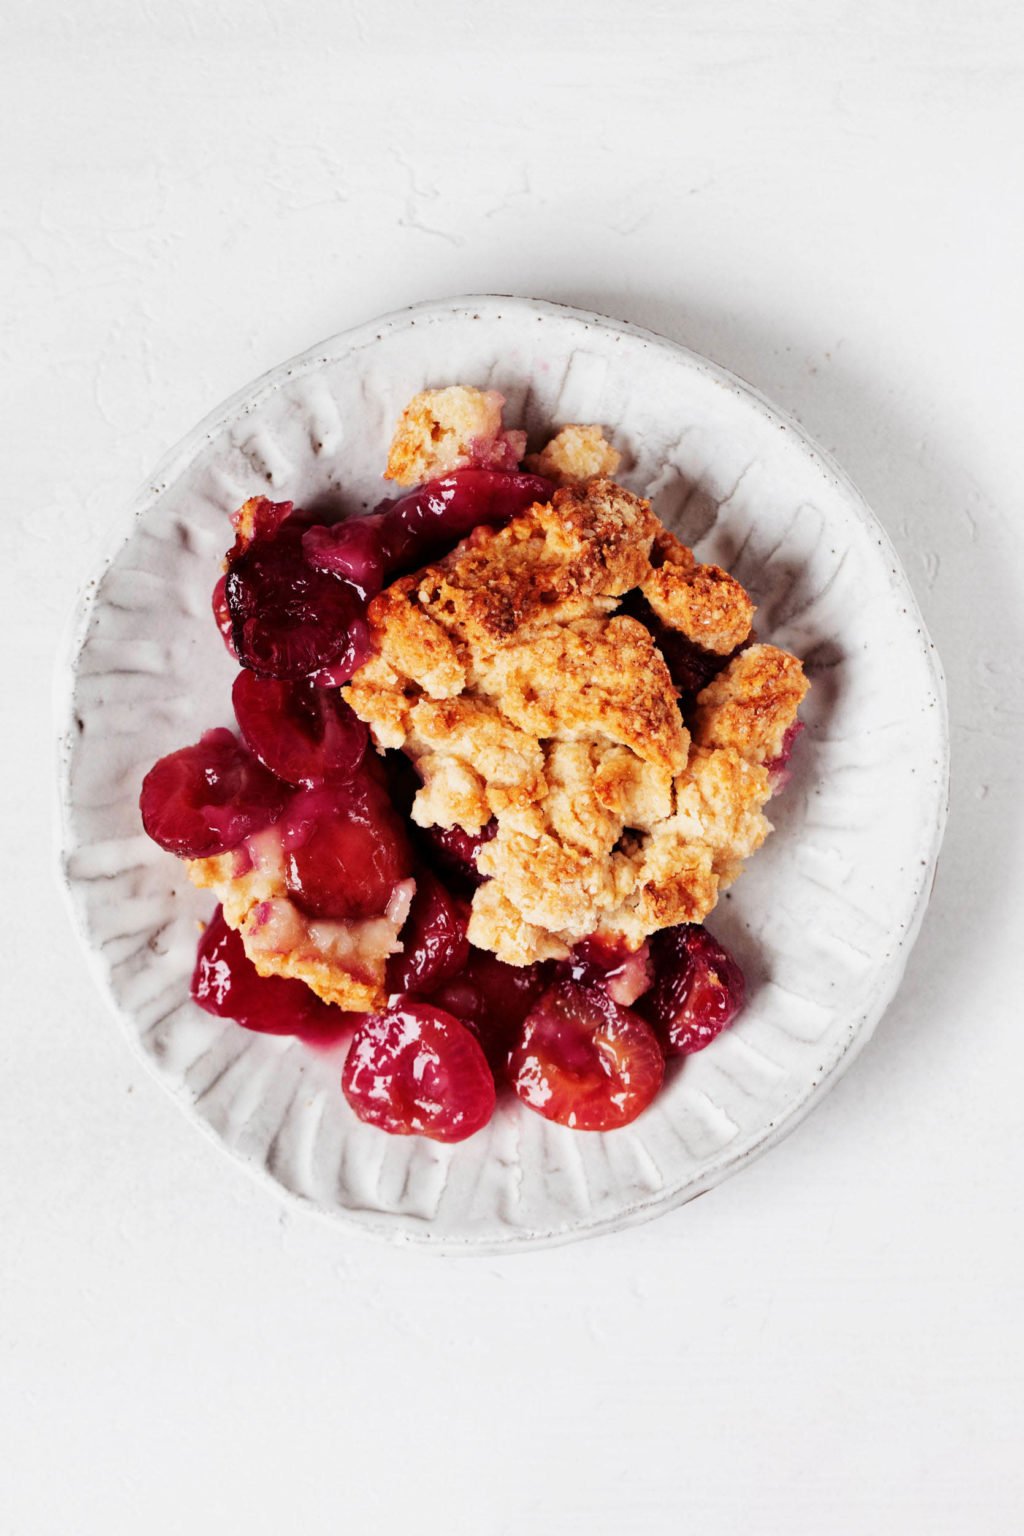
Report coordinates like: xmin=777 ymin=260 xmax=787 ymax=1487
xmin=57 ymin=296 xmax=949 ymax=1252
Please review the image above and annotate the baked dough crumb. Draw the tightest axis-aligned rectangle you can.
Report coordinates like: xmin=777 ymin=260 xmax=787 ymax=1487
xmin=385 ymin=385 xmax=526 ymax=486
xmin=524 ymin=423 xmax=621 ymax=485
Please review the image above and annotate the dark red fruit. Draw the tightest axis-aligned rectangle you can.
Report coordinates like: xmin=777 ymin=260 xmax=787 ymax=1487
xmin=386 ymin=870 xmax=470 ymax=995
xmin=565 ymin=937 xmax=653 ymax=1007
xmin=303 ymin=470 xmax=554 ymax=597
xmin=341 ymin=1002 xmax=496 ymax=1142
xmin=509 ymin=983 xmax=666 ymax=1130
xmin=509 ymin=981 xmax=664 ymax=1131
xmin=281 ymin=776 xmax=413 ymax=922
xmin=379 ymin=469 xmax=554 ymax=572
xmin=302 ymin=512 xmax=389 ymax=601
xmin=232 ymin=670 xmax=368 ymax=788
xmin=419 ymin=819 xmax=496 ymax=888
xmin=212 ymin=575 xmax=236 ymax=655
xmin=225 ymin=499 xmax=369 ymax=681
xmin=305 ymin=631 xmax=371 ymax=688
xmin=192 ymin=906 xmax=357 ymax=1044
xmin=431 ymin=946 xmax=550 ymax=1073
xmin=640 ymin=925 xmax=746 ymax=1056
xmin=140 ymin=727 xmax=287 ymax=858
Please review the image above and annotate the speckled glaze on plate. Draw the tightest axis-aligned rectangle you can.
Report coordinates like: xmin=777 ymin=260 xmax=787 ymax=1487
xmin=56 ymin=296 xmax=948 ymax=1252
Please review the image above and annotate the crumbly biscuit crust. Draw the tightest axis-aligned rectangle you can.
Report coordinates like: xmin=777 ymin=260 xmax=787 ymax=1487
xmin=642 ymin=529 xmax=755 ymax=655
xmin=187 ymin=837 xmax=413 ymax=1011
xmin=385 ymin=385 xmax=526 ymax=487
xmin=345 ymin=477 xmax=807 ymax=964
xmin=523 ymin=423 xmax=621 ymax=484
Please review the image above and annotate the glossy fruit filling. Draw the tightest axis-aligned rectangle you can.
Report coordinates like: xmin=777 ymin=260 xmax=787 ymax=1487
xmin=417 ymin=819 xmax=497 ymax=890
xmin=508 ymin=980 xmax=665 ymax=1131
xmin=431 ymin=946 xmax=551 ymax=1073
xmin=232 ymin=670 xmax=368 ymax=788
xmin=639 ymin=925 xmax=746 ymax=1055
xmin=562 ymin=936 xmax=654 ymax=1007
xmin=341 ymin=1002 xmax=496 ymax=1142
xmin=226 ymin=511 xmax=370 ymax=682
xmin=140 ymin=727 xmax=287 ymax=858
xmin=766 ymin=720 xmax=805 ymax=791
xmin=385 ymin=868 xmax=470 ymax=995
xmin=281 ymin=778 xmax=414 ymax=922
xmin=303 ymin=469 xmax=553 ymax=598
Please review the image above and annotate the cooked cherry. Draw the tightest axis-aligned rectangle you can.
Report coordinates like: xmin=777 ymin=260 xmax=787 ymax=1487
xmin=379 ymin=469 xmax=554 ymax=571
xmin=304 ymin=470 xmax=553 ymax=596
xmin=232 ymin=670 xmax=367 ymax=788
xmin=192 ymin=906 xmax=357 ymax=1043
xmin=386 ymin=869 xmax=469 ymax=995
xmin=430 ymin=946 xmax=550 ymax=1073
xmin=565 ymin=936 xmax=653 ymax=1007
xmin=640 ymin=924 xmax=745 ymax=1055
xmin=341 ymin=1002 xmax=496 ymax=1142
xmin=282 ymin=776 xmax=413 ymax=921
xmin=305 ymin=622 xmax=372 ymax=687
xmin=509 ymin=980 xmax=664 ymax=1130
xmin=230 ymin=495 xmax=295 ymax=547
xmin=225 ymin=502 xmax=369 ymax=681
xmin=302 ymin=513 xmax=389 ymax=601
xmin=140 ymin=727 xmax=287 ymax=858
xmin=418 ymin=819 xmax=497 ymax=889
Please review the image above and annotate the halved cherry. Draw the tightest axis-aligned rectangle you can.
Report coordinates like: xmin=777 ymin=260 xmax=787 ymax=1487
xmin=341 ymin=1002 xmax=496 ymax=1142
xmin=386 ymin=869 xmax=469 ymax=995
xmin=281 ymin=776 xmax=413 ymax=922
xmin=302 ymin=512 xmax=389 ymax=601
xmin=378 ymin=469 xmax=554 ymax=572
xmin=564 ymin=936 xmax=653 ymax=1007
xmin=191 ymin=906 xmax=357 ymax=1044
xmin=508 ymin=980 xmax=664 ymax=1131
xmin=304 ymin=470 xmax=554 ymax=595
xmin=140 ymin=727 xmax=287 ymax=859
xmin=232 ymin=670 xmax=368 ymax=788
xmin=418 ymin=819 xmax=496 ymax=889
xmin=431 ymin=946 xmax=551 ymax=1074
xmin=640 ymin=925 xmax=746 ymax=1055
xmin=225 ymin=505 xmax=368 ymax=681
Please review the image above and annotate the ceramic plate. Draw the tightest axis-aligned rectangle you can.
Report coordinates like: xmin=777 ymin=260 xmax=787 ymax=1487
xmin=57 ymin=296 xmax=948 ymax=1252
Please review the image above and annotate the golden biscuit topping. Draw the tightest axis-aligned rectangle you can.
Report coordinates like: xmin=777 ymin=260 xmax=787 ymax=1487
xmin=642 ymin=529 xmax=755 ymax=655
xmin=385 ymin=385 xmax=526 ymax=486
xmin=523 ymin=423 xmax=621 ymax=484
xmin=345 ymin=475 xmax=808 ymax=966
xmin=693 ymin=644 xmax=809 ymax=763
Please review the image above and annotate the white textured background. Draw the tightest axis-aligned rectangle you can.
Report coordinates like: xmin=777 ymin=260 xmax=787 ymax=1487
xmin=3 ymin=2 xmax=1023 ymax=1533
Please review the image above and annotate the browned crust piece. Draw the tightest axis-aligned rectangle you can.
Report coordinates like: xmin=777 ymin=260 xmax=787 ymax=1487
xmin=186 ymin=846 xmax=410 ymax=1012
xmin=693 ymin=643 xmax=810 ymax=764
xmin=523 ymin=423 xmax=621 ymax=485
xmin=384 ymin=385 xmax=526 ymax=487
xmin=642 ymin=528 xmax=755 ymax=655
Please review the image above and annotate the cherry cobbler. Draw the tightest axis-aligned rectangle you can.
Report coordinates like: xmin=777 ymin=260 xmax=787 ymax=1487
xmin=141 ymin=386 xmax=808 ymax=1141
